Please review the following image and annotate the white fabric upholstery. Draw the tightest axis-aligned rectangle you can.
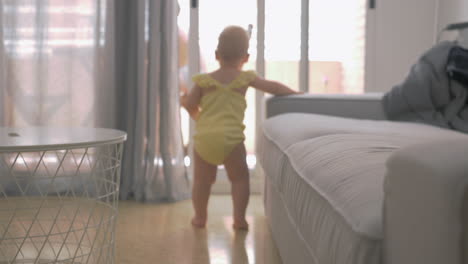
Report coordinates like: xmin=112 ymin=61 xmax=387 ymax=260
xmin=384 ymin=139 xmax=468 ymax=264
xmin=263 ymin=113 xmax=465 ymax=150
xmin=264 ymin=177 xmax=319 ymax=264
xmin=259 ymin=112 xmax=468 ymax=264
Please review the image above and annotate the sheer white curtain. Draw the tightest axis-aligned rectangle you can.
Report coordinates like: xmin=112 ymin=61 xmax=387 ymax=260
xmin=0 ymin=0 xmax=115 ymax=127
xmin=0 ymin=0 xmax=190 ymax=202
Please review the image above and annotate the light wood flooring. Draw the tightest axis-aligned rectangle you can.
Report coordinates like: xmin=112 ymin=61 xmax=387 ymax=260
xmin=116 ymin=195 xmax=282 ymax=264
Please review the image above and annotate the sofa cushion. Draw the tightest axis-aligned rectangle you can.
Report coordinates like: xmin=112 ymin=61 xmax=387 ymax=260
xmin=262 ymin=113 xmax=463 ymax=151
xmin=285 ymin=134 xmax=408 ymax=239
xmin=259 ymin=113 xmax=466 ymax=264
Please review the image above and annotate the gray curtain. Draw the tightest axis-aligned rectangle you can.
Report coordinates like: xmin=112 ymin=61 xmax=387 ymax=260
xmin=115 ymin=0 xmax=190 ymax=202
xmin=0 ymin=0 xmax=190 ymax=202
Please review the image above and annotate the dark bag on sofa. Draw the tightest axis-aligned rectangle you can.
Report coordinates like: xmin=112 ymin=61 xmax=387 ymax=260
xmin=446 ymin=45 xmax=468 ymax=87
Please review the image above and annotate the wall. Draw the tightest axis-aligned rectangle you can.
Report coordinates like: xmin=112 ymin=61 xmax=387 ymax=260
xmin=437 ymin=0 xmax=468 ymax=31
xmin=365 ymin=0 xmax=438 ymax=93
xmin=365 ymin=0 xmax=468 ymax=93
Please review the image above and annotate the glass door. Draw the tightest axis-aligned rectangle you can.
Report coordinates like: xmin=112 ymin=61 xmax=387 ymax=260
xmin=308 ymin=0 xmax=366 ymax=94
xmin=264 ymin=1 xmax=301 ymax=91
xmin=263 ymin=0 xmax=366 ymax=94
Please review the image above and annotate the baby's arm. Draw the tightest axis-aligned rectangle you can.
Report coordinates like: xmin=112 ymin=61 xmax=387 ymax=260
xmin=250 ymin=76 xmax=301 ymax=95
xmin=180 ymin=84 xmax=201 ymax=120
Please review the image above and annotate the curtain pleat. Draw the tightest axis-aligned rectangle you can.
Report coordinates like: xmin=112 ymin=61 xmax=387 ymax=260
xmin=116 ymin=0 xmax=190 ymax=202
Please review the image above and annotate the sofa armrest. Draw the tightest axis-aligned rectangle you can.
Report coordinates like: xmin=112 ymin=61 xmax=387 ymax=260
xmin=384 ymin=139 xmax=468 ymax=264
xmin=265 ymin=93 xmax=386 ymax=119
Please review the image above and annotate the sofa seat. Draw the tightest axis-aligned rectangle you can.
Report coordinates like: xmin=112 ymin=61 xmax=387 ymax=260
xmin=259 ymin=113 xmax=466 ymax=264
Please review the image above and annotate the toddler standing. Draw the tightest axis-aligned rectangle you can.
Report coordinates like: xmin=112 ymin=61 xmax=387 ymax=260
xmin=181 ymin=25 xmax=299 ymax=230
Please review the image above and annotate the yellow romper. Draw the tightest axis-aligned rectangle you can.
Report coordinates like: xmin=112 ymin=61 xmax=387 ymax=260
xmin=192 ymin=70 xmax=256 ymax=165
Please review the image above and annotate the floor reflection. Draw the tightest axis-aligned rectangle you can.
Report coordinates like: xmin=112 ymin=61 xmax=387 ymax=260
xmin=190 ymin=229 xmax=211 ymax=263
xmin=189 ymin=217 xmax=253 ymax=264
xmin=230 ymin=231 xmax=250 ymax=264
xmin=116 ymin=195 xmax=282 ymax=264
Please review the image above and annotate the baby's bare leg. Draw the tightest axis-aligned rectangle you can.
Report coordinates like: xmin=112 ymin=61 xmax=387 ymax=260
xmin=192 ymin=151 xmax=217 ymax=228
xmin=224 ymin=143 xmax=250 ymax=230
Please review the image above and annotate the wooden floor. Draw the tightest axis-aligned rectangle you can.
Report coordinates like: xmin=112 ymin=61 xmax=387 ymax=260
xmin=116 ymin=195 xmax=283 ymax=264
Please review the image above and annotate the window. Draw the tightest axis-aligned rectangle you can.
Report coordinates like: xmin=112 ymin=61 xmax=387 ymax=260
xmin=178 ymin=0 xmax=366 ymax=173
xmin=265 ymin=1 xmax=301 ymax=91
xmin=308 ymin=0 xmax=366 ymax=93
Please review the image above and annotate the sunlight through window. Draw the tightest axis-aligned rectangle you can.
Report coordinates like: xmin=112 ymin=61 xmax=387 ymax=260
xmin=178 ymin=0 xmax=366 ymax=169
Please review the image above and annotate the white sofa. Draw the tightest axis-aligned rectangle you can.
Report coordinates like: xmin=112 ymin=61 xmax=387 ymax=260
xmin=258 ymin=93 xmax=468 ymax=264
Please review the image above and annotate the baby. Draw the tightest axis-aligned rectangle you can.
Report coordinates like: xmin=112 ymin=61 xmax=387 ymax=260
xmin=181 ymin=25 xmax=299 ymax=230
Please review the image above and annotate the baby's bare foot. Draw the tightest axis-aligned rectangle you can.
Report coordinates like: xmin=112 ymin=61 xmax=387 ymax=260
xmin=191 ymin=217 xmax=206 ymax=228
xmin=233 ymin=220 xmax=249 ymax=230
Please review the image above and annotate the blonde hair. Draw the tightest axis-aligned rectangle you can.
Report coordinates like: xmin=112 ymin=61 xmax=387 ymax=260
xmin=216 ymin=26 xmax=250 ymax=63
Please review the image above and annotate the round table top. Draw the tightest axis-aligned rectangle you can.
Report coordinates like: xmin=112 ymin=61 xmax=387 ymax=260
xmin=0 ymin=127 xmax=127 ymax=152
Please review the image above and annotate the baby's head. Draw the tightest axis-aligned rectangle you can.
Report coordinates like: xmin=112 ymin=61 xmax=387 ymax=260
xmin=216 ymin=26 xmax=250 ymax=67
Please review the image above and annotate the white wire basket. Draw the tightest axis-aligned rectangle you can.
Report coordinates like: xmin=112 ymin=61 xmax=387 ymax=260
xmin=0 ymin=127 xmax=126 ymax=264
